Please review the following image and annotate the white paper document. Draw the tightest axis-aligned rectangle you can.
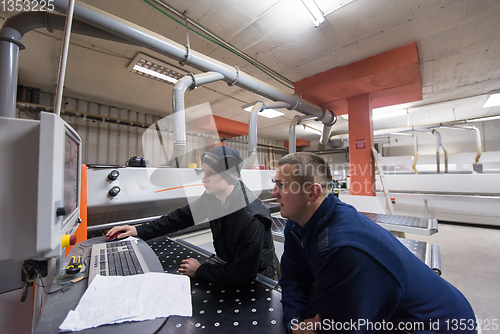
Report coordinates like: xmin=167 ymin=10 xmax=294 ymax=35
xmin=59 ymin=272 xmax=192 ymax=332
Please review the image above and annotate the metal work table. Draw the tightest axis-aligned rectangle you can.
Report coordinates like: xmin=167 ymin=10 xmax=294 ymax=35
xmin=35 ymin=236 xmax=286 ymax=334
xmin=270 ymin=216 xmax=442 ymax=275
xmin=398 ymin=238 xmax=442 ymax=275
xmin=361 ymin=212 xmax=438 ymax=236
xmin=35 ymin=237 xmax=166 ymax=334
xmin=147 ymin=236 xmax=286 ymax=333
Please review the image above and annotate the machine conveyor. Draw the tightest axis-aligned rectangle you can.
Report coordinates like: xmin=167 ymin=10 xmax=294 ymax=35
xmin=270 ymin=215 xmax=442 ymax=275
xmin=361 ymin=212 xmax=439 ymax=236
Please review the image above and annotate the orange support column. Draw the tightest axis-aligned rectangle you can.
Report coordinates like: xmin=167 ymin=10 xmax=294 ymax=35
xmin=348 ymin=94 xmax=375 ymax=196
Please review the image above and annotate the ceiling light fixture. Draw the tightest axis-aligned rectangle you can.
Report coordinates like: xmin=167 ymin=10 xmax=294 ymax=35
xmin=483 ymin=91 xmax=500 ymax=108
xmin=243 ymin=105 xmax=284 ymax=118
xmin=127 ymin=53 xmax=186 ymax=85
xmin=338 ymin=104 xmax=411 ymax=121
xmin=299 ymin=0 xmax=325 ymax=27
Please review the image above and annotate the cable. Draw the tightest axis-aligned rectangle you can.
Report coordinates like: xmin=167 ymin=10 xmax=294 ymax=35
xmin=153 ymin=317 xmax=169 ymax=334
xmin=142 ymin=0 xmax=295 ymax=90
xmin=36 ymin=279 xmax=75 ymax=295
xmin=29 ymin=244 xmax=92 ymax=296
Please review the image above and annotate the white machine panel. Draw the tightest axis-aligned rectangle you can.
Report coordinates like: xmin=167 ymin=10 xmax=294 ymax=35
xmin=87 ymin=167 xmax=276 ymax=226
xmin=0 ymin=113 xmax=81 ymax=261
xmin=341 ymin=173 xmax=500 ymax=226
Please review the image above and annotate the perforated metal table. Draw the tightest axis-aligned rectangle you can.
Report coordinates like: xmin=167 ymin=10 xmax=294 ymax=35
xmin=361 ymin=212 xmax=438 ymax=236
xmin=147 ymin=236 xmax=286 ymax=333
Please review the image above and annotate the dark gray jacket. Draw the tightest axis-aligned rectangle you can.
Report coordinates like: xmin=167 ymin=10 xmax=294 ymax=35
xmin=136 ymin=181 xmax=275 ymax=286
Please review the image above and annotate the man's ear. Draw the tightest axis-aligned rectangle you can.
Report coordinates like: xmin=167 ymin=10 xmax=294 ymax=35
xmin=308 ymin=183 xmax=322 ymax=202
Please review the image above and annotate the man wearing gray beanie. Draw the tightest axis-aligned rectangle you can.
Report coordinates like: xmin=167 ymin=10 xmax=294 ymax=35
xmin=107 ymin=146 xmax=276 ymax=286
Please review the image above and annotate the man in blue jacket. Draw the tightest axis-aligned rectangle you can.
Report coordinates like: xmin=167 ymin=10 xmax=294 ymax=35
xmin=273 ymin=152 xmax=476 ymax=333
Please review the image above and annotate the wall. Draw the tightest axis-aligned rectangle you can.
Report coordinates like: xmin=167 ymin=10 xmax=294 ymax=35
xmin=17 ymin=91 xmax=285 ymax=168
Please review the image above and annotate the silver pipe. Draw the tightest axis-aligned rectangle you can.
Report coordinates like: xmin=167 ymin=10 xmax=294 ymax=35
xmin=53 ymin=0 xmax=76 ymax=117
xmin=264 ymin=101 xmax=290 ymax=110
xmin=440 ymin=125 xmax=482 ymax=163
xmin=431 ymin=244 xmax=442 ymax=276
xmin=389 ymin=132 xmax=419 ymax=174
xmin=170 ymin=72 xmax=225 ymax=167
xmin=412 ymin=129 xmax=441 ymax=173
xmin=389 ymin=132 xmax=418 ymax=152
xmin=430 ymin=218 xmax=439 ymax=234
xmin=320 ymin=124 xmax=333 ymax=146
xmin=51 ymin=0 xmax=336 ymax=125
xmin=431 ymin=129 xmax=448 ymax=174
xmin=0 ymin=34 xmax=19 ymax=118
xmin=0 ymin=11 xmax=138 ymax=118
xmin=387 ymin=128 xmax=447 ymax=174
xmin=248 ymin=104 xmax=260 ymax=155
xmin=289 ymin=115 xmax=302 ymax=154
xmin=0 ymin=14 xmax=25 ymax=117
xmin=244 ymin=101 xmax=289 ymax=168
xmin=301 ymin=116 xmax=319 ymax=123
xmin=471 ymin=126 xmax=482 ymax=163
xmin=329 ymin=115 xmax=500 ymax=142
xmin=222 ymin=138 xmax=288 ymax=150
xmin=1 ymin=12 xmax=139 ymax=43
xmin=244 ymin=102 xmax=264 ymax=169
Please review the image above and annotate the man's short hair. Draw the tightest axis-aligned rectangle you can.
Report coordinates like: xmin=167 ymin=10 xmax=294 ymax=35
xmin=277 ymin=152 xmax=333 ymax=197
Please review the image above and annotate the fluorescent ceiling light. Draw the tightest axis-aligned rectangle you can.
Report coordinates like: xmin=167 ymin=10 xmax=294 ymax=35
xmin=483 ymin=92 xmax=500 ymax=108
xmin=259 ymin=109 xmax=285 ymax=118
xmin=132 ymin=65 xmax=178 ymax=84
xmin=299 ymin=0 xmax=325 ymax=27
xmin=338 ymin=105 xmax=410 ymax=121
xmin=244 ymin=106 xmax=284 ymax=118
xmin=127 ymin=52 xmax=186 ymax=85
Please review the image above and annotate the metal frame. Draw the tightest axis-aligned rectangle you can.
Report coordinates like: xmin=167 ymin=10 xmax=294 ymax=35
xmin=362 ymin=212 xmax=438 ymax=236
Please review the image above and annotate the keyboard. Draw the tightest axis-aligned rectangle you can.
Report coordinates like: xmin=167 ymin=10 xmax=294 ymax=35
xmin=88 ymin=240 xmax=150 ymax=285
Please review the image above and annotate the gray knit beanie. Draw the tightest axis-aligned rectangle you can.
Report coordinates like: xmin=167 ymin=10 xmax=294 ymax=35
xmin=202 ymin=146 xmax=243 ymax=185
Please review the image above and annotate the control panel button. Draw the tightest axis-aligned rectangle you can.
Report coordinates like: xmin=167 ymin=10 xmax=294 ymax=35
xmin=108 ymin=170 xmax=120 ymax=181
xmin=108 ymin=186 xmax=121 ymax=197
xmin=61 ymin=234 xmax=77 ymax=248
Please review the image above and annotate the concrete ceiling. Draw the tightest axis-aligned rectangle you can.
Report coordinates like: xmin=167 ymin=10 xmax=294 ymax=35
xmin=1 ymin=0 xmax=500 ymax=142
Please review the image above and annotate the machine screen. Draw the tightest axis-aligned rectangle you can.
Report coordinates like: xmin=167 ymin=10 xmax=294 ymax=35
xmin=63 ymin=133 xmax=79 ymax=220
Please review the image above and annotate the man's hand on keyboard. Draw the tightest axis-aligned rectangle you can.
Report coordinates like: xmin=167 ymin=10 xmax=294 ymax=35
xmin=106 ymin=225 xmax=138 ymax=240
xmin=179 ymin=258 xmax=201 ymax=278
